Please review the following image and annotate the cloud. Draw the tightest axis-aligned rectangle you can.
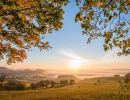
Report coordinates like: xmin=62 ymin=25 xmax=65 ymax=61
xmin=57 ymin=48 xmax=130 ymax=69
xmin=58 ymin=49 xmax=87 ymax=63
xmin=58 ymin=49 xmax=82 ymax=59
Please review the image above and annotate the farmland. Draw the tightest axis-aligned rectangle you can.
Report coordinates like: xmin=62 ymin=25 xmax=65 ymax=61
xmin=0 ymin=77 xmax=130 ymax=100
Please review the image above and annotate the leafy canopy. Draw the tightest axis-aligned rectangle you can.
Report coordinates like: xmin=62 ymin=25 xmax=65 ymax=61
xmin=0 ymin=0 xmax=68 ymax=64
xmin=0 ymin=0 xmax=130 ymax=64
xmin=75 ymin=0 xmax=130 ymax=55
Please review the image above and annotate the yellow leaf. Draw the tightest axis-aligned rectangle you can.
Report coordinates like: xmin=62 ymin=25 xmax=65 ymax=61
xmin=128 ymin=22 xmax=130 ymax=25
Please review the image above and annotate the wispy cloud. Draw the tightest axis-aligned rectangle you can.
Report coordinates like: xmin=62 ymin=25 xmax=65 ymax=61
xmin=57 ymin=48 xmax=130 ymax=69
xmin=58 ymin=49 xmax=82 ymax=59
xmin=58 ymin=49 xmax=87 ymax=64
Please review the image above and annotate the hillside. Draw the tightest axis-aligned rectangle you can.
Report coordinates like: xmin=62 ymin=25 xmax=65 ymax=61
xmin=0 ymin=67 xmax=46 ymax=83
xmin=57 ymin=75 xmax=79 ymax=82
xmin=0 ymin=67 xmax=45 ymax=76
xmin=0 ymin=77 xmax=129 ymax=100
xmin=80 ymin=76 xmax=125 ymax=84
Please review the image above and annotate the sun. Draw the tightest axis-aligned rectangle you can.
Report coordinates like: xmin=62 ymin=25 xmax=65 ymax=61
xmin=69 ymin=59 xmax=81 ymax=69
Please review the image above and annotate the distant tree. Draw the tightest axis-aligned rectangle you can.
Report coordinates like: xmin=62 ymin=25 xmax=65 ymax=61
xmin=114 ymin=74 xmax=121 ymax=82
xmin=125 ymin=73 xmax=130 ymax=83
xmin=114 ymin=74 xmax=120 ymax=78
xmin=37 ymin=80 xmax=50 ymax=88
xmin=44 ymin=80 xmax=50 ymax=88
xmin=5 ymin=80 xmax=17 ymax=90
xmin=50 ymin=81 xmax=56 ymax=88
xmin=37 ymin=81 xmax=45 ymax=88
xmin=69 ymin=79 xmax=75 ymax=85
xmin=60 ymin=80 xmax=69 ymax=85
xmin=16 ymin=83 xmax=26 ymax=90
xmin=5 ymin=80 xmax=29 ymax=90
xmin=93 ymin=83 xmax=97 ymax=85
xmin=0 ymin=73 xmax=6 ymax=82
xmin=97 ymin=79 xmax=101 ymax=84
xmin=30 ymin=83 xmax=37 ymax=90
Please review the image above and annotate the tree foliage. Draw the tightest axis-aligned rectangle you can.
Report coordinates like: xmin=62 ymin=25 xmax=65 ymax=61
xmin=0 ymin=73 xmax=6 ymax=82
xmin=0 ymin=0 xmax=130 ymax=64
xmin=75 ymin=0 xmax=130 ymax=55
xmin=125 ymin=73 xmax=130 ymax=83
xmin=0 ymin=0 xmax=68 ymax=64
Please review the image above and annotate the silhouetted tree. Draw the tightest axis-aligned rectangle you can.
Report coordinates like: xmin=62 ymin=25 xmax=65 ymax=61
xmin=97 ymin=80 xmax=101 ymax=84
xmin=114 ymin=74 xmax=121 ymax=82
xmin=50 ymin=81 xmax=56 ymax=88
xmin=44 ymin=80 xmax=50 ymax=88
xmin=5 ymin=80 xmax=29 ymax=90
xmin=70 ymin=79 xmax=75 ymax=85
xmin=125 ymin=73 xmax=130 ymax=83
xmin=60 ymin=80 xmax=69 ymax=85
xmin=37 ymin=80 xmax=51 ymax=88
xmin=30 ymin=83 xmax=37 ymax=90
xmin=0 ymin=73 xmax=6 ymax=82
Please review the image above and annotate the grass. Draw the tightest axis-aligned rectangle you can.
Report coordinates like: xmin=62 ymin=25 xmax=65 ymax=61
xmin=0 ymin=79 xmax=130 ymax=100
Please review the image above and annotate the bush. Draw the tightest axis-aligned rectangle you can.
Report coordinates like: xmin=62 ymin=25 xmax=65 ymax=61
xmin=0 ymin=73 xmax=6 ymax=82
xmin=5 ymin=80 xmax=30 ymax=90
xmin=125 ymin=73 xmax=130 ymax=83
xmin=70 ymin=79 xmax=75 ymax=85
xmin=60 ymin=80 xmax=69 ymax=85
xmin=30 ymin=83 xmax=38 ymax=89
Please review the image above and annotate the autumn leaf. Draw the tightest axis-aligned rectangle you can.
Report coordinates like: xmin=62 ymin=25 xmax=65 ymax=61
xmin=0 ymin=0 xmax=69 ymax=64
xmin=128 ymin=22 xmax=130 ymax=25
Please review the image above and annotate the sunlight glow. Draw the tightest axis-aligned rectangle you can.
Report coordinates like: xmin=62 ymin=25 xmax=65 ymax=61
xmin=69 ymin=59 xmax=81 ymax=69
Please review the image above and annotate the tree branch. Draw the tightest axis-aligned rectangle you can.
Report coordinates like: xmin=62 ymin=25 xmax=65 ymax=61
xmin=95 ymin=0 xmax=113 ymax=26
xmin=0 ymin=6 xmax=37 ymax=17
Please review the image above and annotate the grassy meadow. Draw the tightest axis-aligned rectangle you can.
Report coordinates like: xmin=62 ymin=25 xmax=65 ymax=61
xmin=0 ymin=77 xmax=130 ymax=100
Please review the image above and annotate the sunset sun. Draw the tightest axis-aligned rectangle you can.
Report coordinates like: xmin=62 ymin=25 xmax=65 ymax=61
xmin=70 ymin=60 xmax=81 ymax=69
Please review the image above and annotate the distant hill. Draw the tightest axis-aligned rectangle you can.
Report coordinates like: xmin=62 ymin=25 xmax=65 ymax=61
xmin=0 ymin=67 xmax=45 ymax=76
xmin=14 ymin=69 xmax=46 ymax=76
xmin=0 ymin=67 xmax=47 ymax=83
xmin=0 ymin=67 xmax=13 ymax=73
xmin=57 ymin=75 xmax=79 ymax=82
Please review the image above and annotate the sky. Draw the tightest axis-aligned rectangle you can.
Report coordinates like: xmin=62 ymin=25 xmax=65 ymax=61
xmin=0 ymin=1 xmax=130 ymax=72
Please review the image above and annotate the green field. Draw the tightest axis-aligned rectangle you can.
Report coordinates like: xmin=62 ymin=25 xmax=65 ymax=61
xmin=0 ymin=78 xmax=130 ymax=100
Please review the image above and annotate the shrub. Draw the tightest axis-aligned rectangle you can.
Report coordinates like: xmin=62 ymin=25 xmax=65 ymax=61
xmin=125 ymin=73 xmax=130 ymax=83
xmin=5 ymin=80 xmax=30 ymax=90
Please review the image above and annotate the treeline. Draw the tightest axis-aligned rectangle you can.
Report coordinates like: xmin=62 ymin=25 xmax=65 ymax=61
xmin=0 ymin=73 xmax=75 ymax=91
xmin=31 ymin=79 xmax=75 ymax=89
xmin=0 ymin=80 xmax=30 ymax=91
